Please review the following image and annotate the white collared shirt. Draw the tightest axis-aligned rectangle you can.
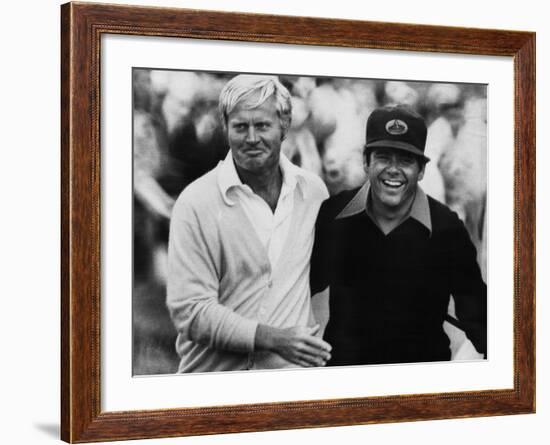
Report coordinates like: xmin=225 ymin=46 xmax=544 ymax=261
xmin=218 ymin=151 xmax=300 ymax=267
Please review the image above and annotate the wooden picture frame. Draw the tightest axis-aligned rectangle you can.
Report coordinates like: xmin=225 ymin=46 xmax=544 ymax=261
xmin=61 ymin=1 xmax=535 ymax=442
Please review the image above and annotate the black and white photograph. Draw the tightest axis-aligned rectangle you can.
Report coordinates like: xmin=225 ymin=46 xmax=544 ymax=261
xmin=3 ymin=0 xmax=544 ymax=443
xmin=132 ymin=69 xmax=488 ymax=376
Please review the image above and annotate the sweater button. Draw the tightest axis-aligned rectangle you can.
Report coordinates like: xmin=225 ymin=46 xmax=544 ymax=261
xmin=267 ymin=280 xmax=273 ymax=288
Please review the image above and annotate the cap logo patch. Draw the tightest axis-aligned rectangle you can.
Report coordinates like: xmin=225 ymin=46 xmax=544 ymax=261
xmin=385 ymin=119 xmax=408 ymax=135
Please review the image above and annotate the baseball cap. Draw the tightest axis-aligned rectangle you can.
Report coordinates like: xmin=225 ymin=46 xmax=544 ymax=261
xmin=364 ymin=105 xmax=430 ymax=162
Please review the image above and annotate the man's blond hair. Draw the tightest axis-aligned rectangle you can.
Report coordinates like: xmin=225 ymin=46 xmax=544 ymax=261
xmin=218 ymin=74 xmax=292 ymax=131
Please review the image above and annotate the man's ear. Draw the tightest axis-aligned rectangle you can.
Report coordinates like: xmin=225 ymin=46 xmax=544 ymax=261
xmin=280 ymin=124 xmax=290 ymax=142
xmin=221 ymin=119 xmax=229 ymax=143
xmin=418 ymin=162 xmax=426 ymax=181
xmin=363 ymin=150 xmax=369 ymax=173
xmin=280 ymin=117 xmax=291 ymax=141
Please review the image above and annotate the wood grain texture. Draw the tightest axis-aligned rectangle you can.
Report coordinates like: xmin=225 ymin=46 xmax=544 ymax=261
xmin=513 ymin=33 xmax=536 ymax=410
xmin=60 ymin=1 xmax=536 ymax=442
xmin=60 ymin=3 xmax=71 ymax=441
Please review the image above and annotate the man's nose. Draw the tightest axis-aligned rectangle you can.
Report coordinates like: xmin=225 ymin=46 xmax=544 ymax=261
xmin=245 ymin=127 xmax=259 ymax=144
xmin=386 ymin=155 xmax=400 ymax=171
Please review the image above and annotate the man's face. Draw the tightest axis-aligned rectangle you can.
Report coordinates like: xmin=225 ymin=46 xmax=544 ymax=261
xmin=366 ymin=147 xmax=425 ymax=211
xmin=225 ymin=96 xmax=286 ymax=176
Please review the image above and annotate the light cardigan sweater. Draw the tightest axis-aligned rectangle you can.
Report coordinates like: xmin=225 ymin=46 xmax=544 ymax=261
xmin=167 ymin=156 xmax=328 ymax=373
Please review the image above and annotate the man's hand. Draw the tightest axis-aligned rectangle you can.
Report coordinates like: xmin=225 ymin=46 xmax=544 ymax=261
xmin=255 ymin=324 xmax=332 ymax=367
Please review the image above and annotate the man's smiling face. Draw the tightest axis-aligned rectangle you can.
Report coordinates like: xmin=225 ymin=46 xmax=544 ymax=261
xmin=366 ymin=147 xmax=425 ymax=211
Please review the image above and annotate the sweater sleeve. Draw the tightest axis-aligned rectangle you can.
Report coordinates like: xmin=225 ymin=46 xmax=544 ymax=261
xmin=448 ymin=216 xmax=487 ymax=356
xmin=310 ymin=202 xmax=330 ymax=295
xmin=166 ymin=196 xmax=258 ymax=354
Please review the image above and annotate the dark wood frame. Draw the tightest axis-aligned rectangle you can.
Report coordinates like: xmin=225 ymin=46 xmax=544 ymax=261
xmin=61 ymin=1 xmax=536 ymax=442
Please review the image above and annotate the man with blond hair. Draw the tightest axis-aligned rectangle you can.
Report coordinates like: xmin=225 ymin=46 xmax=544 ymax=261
xmin=167 ymin=74 xmax=331 ymax=372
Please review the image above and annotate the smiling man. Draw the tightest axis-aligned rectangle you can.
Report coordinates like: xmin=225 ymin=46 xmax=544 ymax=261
xmin=310 ymin=105 xmax=487 ymax=366
xmin=167 ymin=74 xmax=331 ymax=373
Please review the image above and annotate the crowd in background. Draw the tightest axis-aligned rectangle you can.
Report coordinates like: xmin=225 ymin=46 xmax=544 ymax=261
xmin=133 ymin=69 xmax=487 ymax=375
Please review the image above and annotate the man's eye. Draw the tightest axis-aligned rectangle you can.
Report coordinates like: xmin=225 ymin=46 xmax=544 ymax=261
xmin=255 ymin=122 xmax=270 ymax=130
xmin=232 ymin=123 xmax=247 ymax=131
xmin=399 ymin=157 xmax=415 ymax=165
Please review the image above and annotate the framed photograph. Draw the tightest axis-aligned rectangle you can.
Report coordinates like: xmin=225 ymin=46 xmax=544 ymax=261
xmin=61 ymin=1 xmax=535 ymax=442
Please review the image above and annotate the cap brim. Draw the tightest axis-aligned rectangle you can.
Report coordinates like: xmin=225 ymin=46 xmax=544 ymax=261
xmin=365 ymin=140 xmax=430 ymax=163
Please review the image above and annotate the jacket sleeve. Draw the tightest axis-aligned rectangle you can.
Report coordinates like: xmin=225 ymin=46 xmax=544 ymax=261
xmin=166 ymin=196 xmax=258 ymax=353
xmin=449 ymin=216 xmax=487 ymax=356
xmin=310 ymin=202 xmax=330 ymax=295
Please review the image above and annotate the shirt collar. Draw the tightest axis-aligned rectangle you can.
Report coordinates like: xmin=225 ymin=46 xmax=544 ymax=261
xmin=336 ymin=180 xmax=432 ymax=234
xmin=217 ymin=150 xmax=307 ymax=206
